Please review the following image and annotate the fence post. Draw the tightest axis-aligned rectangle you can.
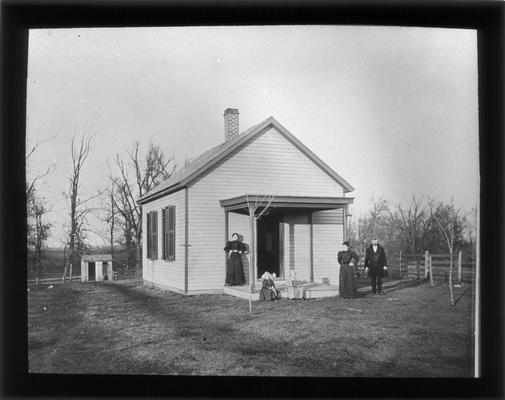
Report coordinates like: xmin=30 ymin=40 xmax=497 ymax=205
xmin=399 ymin=251 xmax=402 ymax=279
xmin=424 ymin=251 xmax=429 ymax=279
xmin=415 ymin=256 xmax=420 ymax=279
xmin=458 ymin=250 xmax=462 ymax=283
xmin=429 ymin=254 xmax=434 ymax=287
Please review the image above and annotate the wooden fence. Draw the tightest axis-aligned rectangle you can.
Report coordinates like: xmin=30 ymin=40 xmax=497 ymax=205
xmin=27 ymin=276 xmax=82 ymax=285
xmin=27 ymin=269 xmax=137 ymax=285
xmin=400 ymin=251 xmax=475 ymax=282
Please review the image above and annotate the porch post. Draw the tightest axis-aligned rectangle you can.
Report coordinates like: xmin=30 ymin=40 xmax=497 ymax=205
xmin=309 ymin=212 xmax=314 ymax=283
xmin=224 ymin=209 xmax=229 ymax=278
xmin=343 ymin=206 xmax=347 ymax=241
xmin=253 ymin=218 xmax=257 ymax=285
xmin=248 ymin=208 xmax=256 ymax=292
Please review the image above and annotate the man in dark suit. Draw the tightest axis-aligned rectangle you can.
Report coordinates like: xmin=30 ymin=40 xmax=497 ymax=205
xmin=365 ymin=238 xmax=388 ymax=295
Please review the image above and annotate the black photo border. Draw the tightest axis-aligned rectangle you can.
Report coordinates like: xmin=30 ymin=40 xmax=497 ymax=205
xmin=1 ymin=0 xmax=503 ymax=398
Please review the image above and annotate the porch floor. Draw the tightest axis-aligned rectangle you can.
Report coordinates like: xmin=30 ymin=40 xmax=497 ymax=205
xmin=223 ymin=281 xmax=339 ymax=301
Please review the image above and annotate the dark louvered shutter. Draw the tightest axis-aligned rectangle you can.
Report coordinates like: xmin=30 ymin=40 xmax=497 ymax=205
xmin=162 ymin=208 xmax=166 ymax=260
xmin=146 ymin=212 xmax=151 ymax=259
xmin=168 ymin=206 xmax=175 ymax=260
xmin=152 ymin=211 xmax=158 ymax=259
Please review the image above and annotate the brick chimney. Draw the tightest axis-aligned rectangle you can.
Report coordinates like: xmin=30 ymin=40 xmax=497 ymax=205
xmin=224 ymin=108 xmax=239 ymax=141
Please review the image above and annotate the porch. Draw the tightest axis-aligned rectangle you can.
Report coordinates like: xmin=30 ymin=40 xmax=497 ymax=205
xmin=223 ymin=279 xmax=339 ymax=301
xmin=221 ymin=194 xmax=354 ymax=286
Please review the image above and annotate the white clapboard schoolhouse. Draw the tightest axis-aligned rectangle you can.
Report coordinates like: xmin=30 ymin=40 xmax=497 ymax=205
xmin=137 ymin=109 xmax=354 ymax=298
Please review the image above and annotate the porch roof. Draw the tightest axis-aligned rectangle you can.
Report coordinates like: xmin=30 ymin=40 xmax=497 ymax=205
xmin=219 ymin=194 xmax=353 ymax=214
xmin=82 ymin=254 xmax=113 ymax=262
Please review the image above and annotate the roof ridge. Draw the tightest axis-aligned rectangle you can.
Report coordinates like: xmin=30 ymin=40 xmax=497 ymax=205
xmin=138 ymin=115 xmax=354 ymax=204
xmin=139 ymin=117 xmax=271 ymax=201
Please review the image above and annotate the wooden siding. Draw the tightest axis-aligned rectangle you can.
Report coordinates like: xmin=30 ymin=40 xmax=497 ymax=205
xmin=282 ymin=213 xmax=311 ymax=281
xmin=312 ymin=210 xmax=343 ymax=286
xmin=142 ymin=190 xmax=186 ymax=291
xmin=312 ymin=208 xmax=344 ymax=224
xmin=187 ymin=127 xmax=347 ymax=291
xmin=192 ymin=127 xmax=345 ymax=197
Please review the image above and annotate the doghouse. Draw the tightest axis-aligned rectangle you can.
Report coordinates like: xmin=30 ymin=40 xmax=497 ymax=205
xmin=81 ymin=254 xmax=113 ymax=282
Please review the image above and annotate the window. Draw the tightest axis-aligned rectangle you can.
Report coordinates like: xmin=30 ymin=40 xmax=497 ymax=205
xmin=146 ymin=210 xmax=158 ymax=260
xmin=162 ymin=205 xmax=176 ymax=261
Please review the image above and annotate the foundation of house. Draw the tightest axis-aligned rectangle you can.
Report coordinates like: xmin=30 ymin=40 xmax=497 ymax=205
xmin=223 ymin=280 xmax=339 ymax=301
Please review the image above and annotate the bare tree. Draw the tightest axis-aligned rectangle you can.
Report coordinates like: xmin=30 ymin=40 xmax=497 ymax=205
xmin=108 ymin=188 xmax=116 ymax=256
xmin=392 ymin=195 xmax=434 ymax=253
xmin=246 ymin=194 xmax=275 ymax=315
xmin=429 ymin=199 xmax=466 ymax=306
xmin=389 ymin=196 xmax=435 ymax=279
xmin=356 ymin=195 xmax=391 ymax=253
xmin=64 ymin=133 xmax=95 ymax=278
xmin=466 ymin=207 xmax=478 ymax=256
xmin=99 ymin=182 xmax=121 ymax=257
xmin=26 ymin=135 xmax=56 ymax=201
xmin=111 ymin=140 xmax=176 ymax=277
xmin=26 ymin=136 xmax=56 ymax=279
xmin=27 ymin=190 xmax=52 ymax=283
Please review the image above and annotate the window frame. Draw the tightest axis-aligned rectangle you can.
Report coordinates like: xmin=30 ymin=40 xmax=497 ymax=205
xmin=162 ymin=205 xmax=176 ymax=261
xmin=146 ymin=210 xmax=158 ymax=260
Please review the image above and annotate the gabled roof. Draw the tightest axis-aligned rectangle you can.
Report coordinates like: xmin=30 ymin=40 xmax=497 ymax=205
xmin=138 ymin=116 xmax=354 ymax=204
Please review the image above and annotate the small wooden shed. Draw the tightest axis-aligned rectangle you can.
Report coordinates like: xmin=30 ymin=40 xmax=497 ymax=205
xmin=81 ymin=254 xmax=113 ymax=282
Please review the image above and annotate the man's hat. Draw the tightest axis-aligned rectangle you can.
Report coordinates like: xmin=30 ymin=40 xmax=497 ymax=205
xmin=342 ymin=241 xmax=350 ymax=246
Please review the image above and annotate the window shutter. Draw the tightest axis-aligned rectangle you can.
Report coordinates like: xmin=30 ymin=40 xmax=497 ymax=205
xmin=153 ymin=211 xmax=158 ymax=259
xmin=168 ymin=206 xmax=175 ymax=260
xmin=162 ymin=208 xmax=166 ymax=260
xmin=146 ymin=212 xmax=151 ymax=259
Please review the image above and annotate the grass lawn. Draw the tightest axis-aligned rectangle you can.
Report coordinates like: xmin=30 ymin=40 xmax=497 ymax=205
xmin=28 ymin=278 xmax=475 ymax=376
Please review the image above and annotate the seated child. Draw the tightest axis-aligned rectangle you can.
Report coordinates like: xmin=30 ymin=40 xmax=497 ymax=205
xmin=259 ymin=271 xmax=278 ymax=301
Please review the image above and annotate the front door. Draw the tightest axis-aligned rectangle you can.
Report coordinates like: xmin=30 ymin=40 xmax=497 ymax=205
xmin=257 ymin=215 xmax=280 ymax=278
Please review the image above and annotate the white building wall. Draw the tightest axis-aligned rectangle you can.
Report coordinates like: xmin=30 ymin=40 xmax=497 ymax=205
xmin=96 ymin=261 xmax=103 ymax=281
xmin=187 ymin=127 xmax=347 ymax=292
xmin=81 ymin=260 xmax=87 ymax=282
xmin=142 ymin=189 xmax=186 ymax=292
xmin=312 ymin=210 xmax=344 ymax=286
xmin=282 ymin=213 xmax=311 ymax=282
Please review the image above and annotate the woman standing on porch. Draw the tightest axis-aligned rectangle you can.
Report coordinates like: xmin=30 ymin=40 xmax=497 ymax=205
xmin=338 ymin=241 xmax=359 ymax=299
xmin=224 ymin=233 xmax=247 ymax=286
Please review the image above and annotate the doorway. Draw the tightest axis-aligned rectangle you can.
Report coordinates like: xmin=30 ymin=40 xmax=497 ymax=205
xmin=102 ymin=262 xmax=109 ymax=280
xmin=257 ymin=214 xmax=281 ymax=278
xmin=88 ymin=262 xmax=96 ymax=281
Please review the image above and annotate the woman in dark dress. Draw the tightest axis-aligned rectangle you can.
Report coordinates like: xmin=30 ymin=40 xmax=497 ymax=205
xmin=224 ymin=233 xmax=247 ymax=286
xmin=259 ymin=272 xmax=278 ymax=301
xmin=337 ymin=241 xmax=359 ymax=299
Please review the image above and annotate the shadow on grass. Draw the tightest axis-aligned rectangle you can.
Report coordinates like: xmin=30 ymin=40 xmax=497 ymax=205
xmin=380 ymin=278 xmax=430 ymax=294
xmin=454 ymin=287 xmax=471 ymax=306
xmin=28 ymin=280 xmax=475 ymax=376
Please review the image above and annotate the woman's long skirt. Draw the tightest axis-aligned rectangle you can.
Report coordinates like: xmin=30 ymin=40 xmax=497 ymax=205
xmin=339 ymin=264 xmax=358 ymax=298
xmin=225 ymin=253 xmax=246 ymax=285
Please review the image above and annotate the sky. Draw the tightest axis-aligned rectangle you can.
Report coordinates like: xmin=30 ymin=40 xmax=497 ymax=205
xmin=26 ymin=25 xmax=479 ymax=248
